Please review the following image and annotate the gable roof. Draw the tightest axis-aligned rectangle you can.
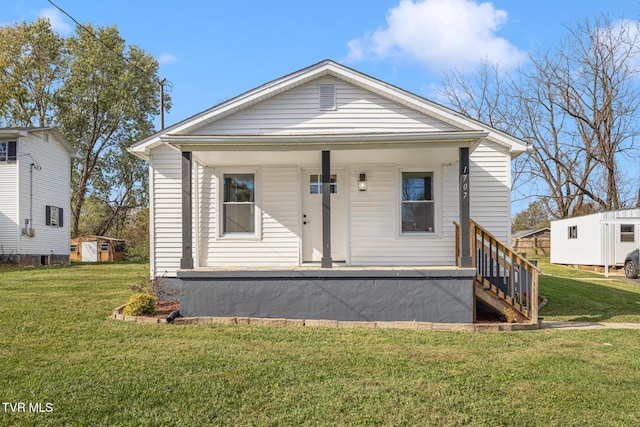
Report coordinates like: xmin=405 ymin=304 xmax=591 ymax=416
xmin=512 ymin=228 xmax=550 ymax=239
xmin=129 ymin=60 xmax=528 ymax=159
xmin=0 ymin=127 xmax=80 ymax=158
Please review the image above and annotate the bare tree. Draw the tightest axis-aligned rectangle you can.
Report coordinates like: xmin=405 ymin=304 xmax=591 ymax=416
xmin=438 ymin=15 xmax=640 ymax=219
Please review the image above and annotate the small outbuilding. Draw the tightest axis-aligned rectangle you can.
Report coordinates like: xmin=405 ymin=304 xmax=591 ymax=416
xmin=511 ymin=228 xmax=550 ymax=258
xmin=551 ymin=209 xmax=640 ymax=270
xmin=70 ymin=235 xmax=125 ymax=262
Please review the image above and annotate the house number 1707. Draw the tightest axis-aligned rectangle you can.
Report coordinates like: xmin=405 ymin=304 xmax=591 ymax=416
xmin=461 ymin=166 xmax=469 ymax=200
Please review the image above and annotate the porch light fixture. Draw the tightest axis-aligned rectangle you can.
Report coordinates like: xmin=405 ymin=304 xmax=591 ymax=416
xmin=358 ymin=173 xmax=367 ymax=191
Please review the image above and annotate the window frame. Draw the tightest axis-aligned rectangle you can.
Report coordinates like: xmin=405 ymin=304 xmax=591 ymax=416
xmin=0 ymin=141 xmax=17 ymax=163
xmin=620 ymin=224 xmax=635 ymax=243
xmin=46 ymin=205 xmax=63 ymax=228
xmin=398 ymin=169 xmax=438 ymax=237
xmin=568 ymin=225 xmax=578 ymax=239
xmin=216 ymin=168 xmax=261 ymax=240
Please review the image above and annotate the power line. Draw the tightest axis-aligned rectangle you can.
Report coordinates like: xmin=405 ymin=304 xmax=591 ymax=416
xmin=46 ymin=0 xmax=171 ymax=128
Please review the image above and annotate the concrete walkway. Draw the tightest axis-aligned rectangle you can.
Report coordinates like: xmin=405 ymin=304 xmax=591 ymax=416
xmin=541 ymin=321 xmax=640 ymax=330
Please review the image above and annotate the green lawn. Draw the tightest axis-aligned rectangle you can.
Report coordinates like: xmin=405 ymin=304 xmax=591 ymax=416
xmin=1 ymin=261 xmax=640 ymax=426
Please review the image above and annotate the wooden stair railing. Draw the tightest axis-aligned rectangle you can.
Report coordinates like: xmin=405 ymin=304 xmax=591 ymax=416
xmin=455 ymin=220 xmax=539 ymax=324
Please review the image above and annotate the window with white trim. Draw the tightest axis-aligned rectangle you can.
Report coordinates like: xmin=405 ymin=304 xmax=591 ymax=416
xmin=0 ymin=141 xmax=17 ymax=163
xmin=223 ymin=173 xmax=255 ymax=234
xmin=401 ymin=171 xmax=435 ymax=233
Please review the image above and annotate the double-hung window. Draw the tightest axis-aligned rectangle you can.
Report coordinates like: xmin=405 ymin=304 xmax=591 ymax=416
xmin=46 ymin=205 xmax=63 ymax=228
xmin=223 ymin=173 xmax=255 ymax=234
xmin=401 ymin=171 xmax=435 ymax=233
xmin=0 ymin=141 xmax=17 ymax=163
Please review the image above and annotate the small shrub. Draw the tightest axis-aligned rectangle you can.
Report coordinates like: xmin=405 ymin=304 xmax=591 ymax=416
xmin=122 ymin=293 xmax=157 ymax=316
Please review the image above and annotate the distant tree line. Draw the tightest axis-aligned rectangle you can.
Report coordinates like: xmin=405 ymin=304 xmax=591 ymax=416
xmin=0 ymin=19 xmax=169 ymax=259
xmin=437 ymin=15 xmax=640 ymax=227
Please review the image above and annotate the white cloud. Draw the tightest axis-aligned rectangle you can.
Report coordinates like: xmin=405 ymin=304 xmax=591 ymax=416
xmin=38 ymin=7 xmax=72 ymax=35
xmin=157 ymin=52 xmax=177 ymax=65
xmin=346 ymin=0 xmax=526 ymax=73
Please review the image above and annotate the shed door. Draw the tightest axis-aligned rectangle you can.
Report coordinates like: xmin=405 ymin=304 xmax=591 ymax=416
xmin=81 ymin=241 xmax=98 ymax=262
xmin=302 ymin=169 xmax=346 ymax=262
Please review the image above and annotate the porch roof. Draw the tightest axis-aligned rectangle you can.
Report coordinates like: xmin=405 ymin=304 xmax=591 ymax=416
xmin=160 ymin=130 xmax=489 ymax=152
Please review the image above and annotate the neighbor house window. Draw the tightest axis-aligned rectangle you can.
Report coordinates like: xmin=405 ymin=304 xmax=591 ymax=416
xmin=223 ymin=173 xmax=255 ymax=234
xmin=568 ymin=225 xmax=577 ymax=239
xmin=401 ymin=171 xmax=434 ymax=233
xmin=621 ymin=224 xmax=635 ymax=242
xmin=0 ymin=141 xmax=17 ymax=163
xmin=45 ymin=205 xmax=63 ymax=228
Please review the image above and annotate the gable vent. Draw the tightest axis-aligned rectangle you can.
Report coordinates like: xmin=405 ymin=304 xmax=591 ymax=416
xmin=319 ymin=84 xmax=336 ymax=110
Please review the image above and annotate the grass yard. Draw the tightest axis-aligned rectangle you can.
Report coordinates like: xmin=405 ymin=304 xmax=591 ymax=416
xmin=1 ymin=261 xmax=640 ymax=426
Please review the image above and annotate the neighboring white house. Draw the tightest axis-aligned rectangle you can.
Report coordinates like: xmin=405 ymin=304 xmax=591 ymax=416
xmin=551 ymin=209 xmax=640 ymax=268
xmin=0 ymin=127 xmax=78 ymax=265
xmin=129 ymin=60 xmax=531 ymax=323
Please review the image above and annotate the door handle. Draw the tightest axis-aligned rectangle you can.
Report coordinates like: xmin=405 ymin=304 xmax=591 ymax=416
xmin=303 ymin=221 xmax=311 ymax=225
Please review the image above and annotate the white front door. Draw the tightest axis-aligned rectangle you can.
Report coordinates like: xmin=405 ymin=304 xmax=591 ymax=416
xmin=302 ymin=169 xmax=346 ymax=262
xmin=81 ymin=241 xmax=97 ymax=262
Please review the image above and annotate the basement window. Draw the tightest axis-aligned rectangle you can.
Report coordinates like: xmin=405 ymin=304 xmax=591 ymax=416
xmin=319 ymin=84 xmax=336 ymax=110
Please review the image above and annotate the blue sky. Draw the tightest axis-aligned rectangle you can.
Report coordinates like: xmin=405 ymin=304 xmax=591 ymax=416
xmin=3 ymin=1 xmax=640 ymax=211
xmin=5 ymin=0 xmax=638 ymax=128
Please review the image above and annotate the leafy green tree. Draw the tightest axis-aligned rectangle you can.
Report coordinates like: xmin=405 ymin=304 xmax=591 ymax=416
xmin=56 ymin=24 xmax=162 ymax=236
xmin=512 ymin=201 xmax=550 ymax=232
xmin=0 ymin=19 xmax=167 ymax=245
xmin=0 ymin=19 xmax=66 ymax=127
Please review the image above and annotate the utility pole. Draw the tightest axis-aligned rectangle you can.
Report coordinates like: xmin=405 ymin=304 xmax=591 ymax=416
xmin=159 ymin=78 xmax=166 ymax=130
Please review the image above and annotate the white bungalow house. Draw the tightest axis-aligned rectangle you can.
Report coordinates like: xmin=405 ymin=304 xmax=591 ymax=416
xmin=0 ymin=128 xmax=78 ymax=265
xmin=129 ymin=60 xmax=538 ymax=324
xmin=551 ymin=208 xmax=640 ymax=273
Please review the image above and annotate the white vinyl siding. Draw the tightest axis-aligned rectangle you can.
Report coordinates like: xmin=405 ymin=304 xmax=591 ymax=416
xmin=17 ymin=132 xmax=71 ymax=257
xmin=150 ymin=144 xmax=183 ymax=276
xmin=0 ymin=160 xmax=18 ymax=254
xmin=349 ymin=163 xmax=459 ymax=266
xmin=469 ymin=140 xmax=511 ymax=242
xmin=196 ymin=77 xmax=458 ymax=136
xmin=199 ymin=166 xmax=299 ymax=267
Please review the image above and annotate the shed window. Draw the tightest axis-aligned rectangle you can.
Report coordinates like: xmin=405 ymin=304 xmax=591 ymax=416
xmin=621 ymin=224 xmax=635 ymax=242
xmin=223 ymin=173 xmax=255 ymax=234
xmin=100 ymin=243 xmax=110 ymax=252
xmin=70 ymin=244 xmax=78 ymax=252
xmin=401 ymin=172 xmax=435 ymax=233
xmin=568 ymin=225 xmax=577 ymax=239
xmin=0 ymin=141 xmax=17 ymax=163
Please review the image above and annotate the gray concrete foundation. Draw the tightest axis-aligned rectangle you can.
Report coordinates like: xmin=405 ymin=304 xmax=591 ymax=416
xmin=176 ymin=268 xmax=476 ymax=323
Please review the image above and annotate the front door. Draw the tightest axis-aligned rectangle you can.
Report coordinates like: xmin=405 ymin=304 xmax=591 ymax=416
xmin=302 ymin=169 xmax=346 ymax=262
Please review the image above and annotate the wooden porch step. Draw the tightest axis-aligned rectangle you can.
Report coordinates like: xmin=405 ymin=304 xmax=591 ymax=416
xmin=474 ymin=279 xmax=529 ymax=323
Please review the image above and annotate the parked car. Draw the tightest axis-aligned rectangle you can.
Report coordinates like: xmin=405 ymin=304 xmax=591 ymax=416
xmin=624 ymin=249 xmax=639 ymax=279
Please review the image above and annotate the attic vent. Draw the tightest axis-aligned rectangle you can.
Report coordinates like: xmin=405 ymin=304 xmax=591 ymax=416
xmin=319 ymin=84 xmax=336 ymax=110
